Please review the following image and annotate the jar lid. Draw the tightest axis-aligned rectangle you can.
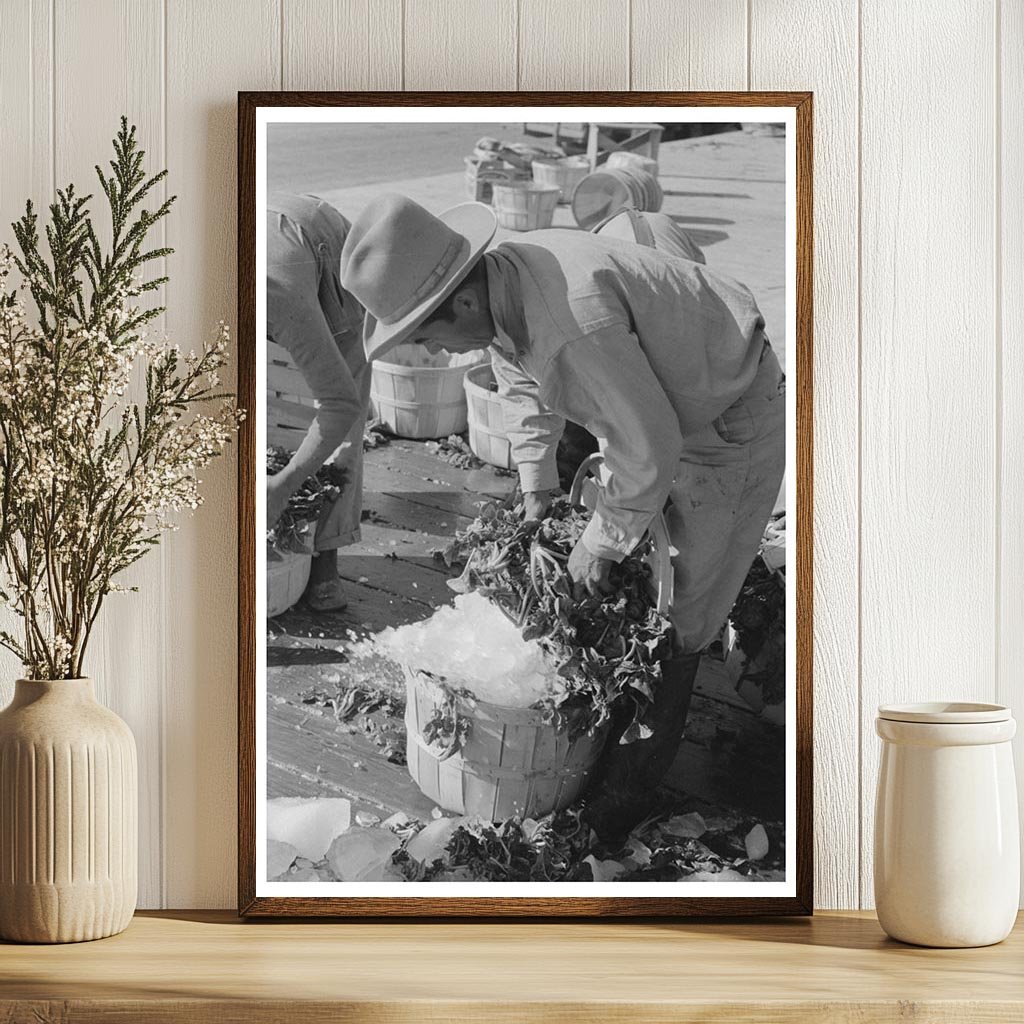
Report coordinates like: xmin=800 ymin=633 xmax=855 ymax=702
xmin=877 ymin=702 xmax=1011 ymax=724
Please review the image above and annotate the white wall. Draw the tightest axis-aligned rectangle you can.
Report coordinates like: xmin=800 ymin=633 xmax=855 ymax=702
xmin=0 ymin=0 xmax=1018 ymax=911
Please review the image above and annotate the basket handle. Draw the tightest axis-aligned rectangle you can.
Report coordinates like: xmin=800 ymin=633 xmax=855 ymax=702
xmin=568 ymin=453 xmax=674 ymax=616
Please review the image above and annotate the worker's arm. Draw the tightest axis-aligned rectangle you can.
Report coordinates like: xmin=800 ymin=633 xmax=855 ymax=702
xmin=490 ymin=347 xmax=564 ymax=497
xmin=267 ymin=260 xmax=364 ymax=525
xmin=543 ymin=325 xmax=684 ymax=562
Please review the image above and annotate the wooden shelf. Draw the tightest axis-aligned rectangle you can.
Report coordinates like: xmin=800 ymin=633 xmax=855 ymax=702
xmin=2 ymin=910 xmax=1022 ymax=1021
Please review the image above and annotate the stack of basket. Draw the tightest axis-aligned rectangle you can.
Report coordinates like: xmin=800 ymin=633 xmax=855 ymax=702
xmin=571 ymin=163 xmax=663 ymax=230
xmin=465 ymin=137 xmax=564 ymax=204
xmin=530 ymin=156 xmax=590 ymax=204
xmin=464 ymin=156 xmax=530 ymax=203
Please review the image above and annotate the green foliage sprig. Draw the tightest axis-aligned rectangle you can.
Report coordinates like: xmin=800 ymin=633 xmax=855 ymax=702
xmin=0 ymin=118 xmax=240 ymax=679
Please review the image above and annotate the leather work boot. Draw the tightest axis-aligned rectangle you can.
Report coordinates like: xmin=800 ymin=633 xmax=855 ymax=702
xmin=582 ymin=652 xmax=701 ymax=845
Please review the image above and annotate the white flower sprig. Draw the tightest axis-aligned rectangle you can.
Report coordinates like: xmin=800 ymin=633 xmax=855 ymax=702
xmin=0 ymin=118 xmax=241 ymax=679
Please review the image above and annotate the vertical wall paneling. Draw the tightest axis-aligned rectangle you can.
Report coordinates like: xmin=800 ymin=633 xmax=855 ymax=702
xmin=283 ymin=0 xmax=402 ymax=91
xmin=0 ymin=0 xmax=1016 ymax=911
xmin=750 ymin=0 xmax=860 ymax=910
xmin=518 ymin=0 xmax=629 ymax=91
xmin=0 ymin=0 xmax=51 ymax=226
xmin=52 ymin=0 xmax=166 ymax=908
xmin=164 ymin=0 xmax=280 ymax=907
xmin=999 ymin=0 xmax=1024 ymax=897
xmin=859 ymin=0 xmax=998 ymax=908
xmin=403 ymin=0 xmax=517 ymax=91
xmin=630 ymin=0 xmax=746 ymax=90
xmin=0 ymin=1 xmax=54 ymax=701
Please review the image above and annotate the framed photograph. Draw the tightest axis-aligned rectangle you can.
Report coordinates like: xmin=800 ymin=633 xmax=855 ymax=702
xmin=238 ymin=92 xmax=812 ymax=916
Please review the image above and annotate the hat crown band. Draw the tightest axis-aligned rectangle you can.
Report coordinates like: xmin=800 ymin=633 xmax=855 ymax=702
xmin=377 ymin=233 xmax=466 ymax=325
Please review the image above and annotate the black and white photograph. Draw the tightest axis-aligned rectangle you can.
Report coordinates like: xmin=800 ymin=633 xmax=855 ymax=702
xmin=248 ymin=101 xmax=805 ymax=907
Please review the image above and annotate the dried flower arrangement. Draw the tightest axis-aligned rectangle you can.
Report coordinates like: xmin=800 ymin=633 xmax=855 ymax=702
xmin=0 ymin=119 xmax=240 ymax=679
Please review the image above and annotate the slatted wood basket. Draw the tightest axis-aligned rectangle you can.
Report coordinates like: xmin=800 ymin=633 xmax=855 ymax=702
xmin=403 ymin=457 xmax=673 ymax=820
xmin=491 ymin=182 xmax=560 ymax=231
xmin=404 ymin=669 xmax=608 ymax=821
xmin=463 ymin=362 xmax=514 ymax=470
xmin=530 ymin=156 xmax=590 ymax=203
xmin=464 ymin=157 xmax=530 ymax=203
xmin=371 ymin=360 xmax=473 ymax=439
xmin=267 ymin=547 xmax=312 ymax=618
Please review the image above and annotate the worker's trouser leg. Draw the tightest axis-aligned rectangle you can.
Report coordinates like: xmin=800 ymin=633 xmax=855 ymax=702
xmin=582 ymin=651 xmax=700 ymax=842
xmin=582 ymin=345 xmax=786 ymax=842
xmin=667 ymin=343 xmax=786 ymax=652
xmin=314 ymin=364 xmax=371 ymax=552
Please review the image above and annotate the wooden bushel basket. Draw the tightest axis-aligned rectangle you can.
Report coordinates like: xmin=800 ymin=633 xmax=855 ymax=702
xmin=370 ymin=360 xmax=472 ymax=439
xmin=403 ymin=457 xmax=672 ymax=820
xmin=404 ymin=668 xmax=608 ymax=821
xmin=463 ymin=362 xmax=514 ymax=470
xmin=490 ymin=182 xmax=560 ymax=231
xmin=530 ymin=156 xmax=590 ymax=204
xmin=266 ymin=547 xmax=312 ymax=617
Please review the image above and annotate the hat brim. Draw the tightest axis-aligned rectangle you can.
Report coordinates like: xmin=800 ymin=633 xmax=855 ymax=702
xmin=363 ymin=202 xmax=498 ymax=363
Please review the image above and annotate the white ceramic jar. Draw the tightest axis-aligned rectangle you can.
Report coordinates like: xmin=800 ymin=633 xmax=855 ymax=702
xmin=874 ymin=702 xmax=1019 ymax=947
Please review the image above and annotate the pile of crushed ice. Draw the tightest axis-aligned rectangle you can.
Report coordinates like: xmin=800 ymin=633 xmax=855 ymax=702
xmin=375 ymin=591 xmax=563 ymax=708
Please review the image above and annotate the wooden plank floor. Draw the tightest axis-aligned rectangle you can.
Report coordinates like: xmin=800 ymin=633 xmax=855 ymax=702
xmin=267 ymin=438 xmax=785 ymax=827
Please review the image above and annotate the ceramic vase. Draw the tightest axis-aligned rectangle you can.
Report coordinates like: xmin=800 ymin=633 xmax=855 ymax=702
xmin=874 ymin=702 xmax=1019 ymax=947
xmin=0 ymin=678 xmax=137 ymax=942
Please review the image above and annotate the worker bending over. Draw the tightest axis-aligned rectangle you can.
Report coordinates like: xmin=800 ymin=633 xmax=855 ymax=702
xmin=267 ymin=194 xmax=370 ymax=611
xmin=341 ymin=195 xmax=785 ymax=839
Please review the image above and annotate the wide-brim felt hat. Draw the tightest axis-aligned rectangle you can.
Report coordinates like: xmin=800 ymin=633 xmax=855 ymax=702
xmin=340 ymin=193 xmax=498 ymax=363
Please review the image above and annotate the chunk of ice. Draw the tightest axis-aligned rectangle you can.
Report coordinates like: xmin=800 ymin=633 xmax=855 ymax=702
xmin=405 ymin=816 xmax=463 ymax=866
xmin=744 ymin=823 xmax=770 ymax=862
xmin=584 ymin=854 xmax=626 ymax=882
xmin=267 ymin=797 xmax=352 ymax=862
xmin=267 ymin=839 xmax=300 ymax=880
xmin=326 ymin=827 xmax=403 ymax=882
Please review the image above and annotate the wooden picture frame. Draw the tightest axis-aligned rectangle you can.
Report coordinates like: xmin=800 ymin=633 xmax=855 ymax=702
xmin=238 ymin=91 xmax=813 ymax=917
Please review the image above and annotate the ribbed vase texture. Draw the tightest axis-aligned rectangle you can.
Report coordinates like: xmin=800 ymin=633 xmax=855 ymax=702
xmin=0 ymin=678 xmax=137 ymax=942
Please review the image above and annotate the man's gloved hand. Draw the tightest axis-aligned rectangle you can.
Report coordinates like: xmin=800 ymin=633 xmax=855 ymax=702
xmin=521 ymin=489 xmax=556 ymax=521
xmin=568 ymin=539 xmax=614 ymax=599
